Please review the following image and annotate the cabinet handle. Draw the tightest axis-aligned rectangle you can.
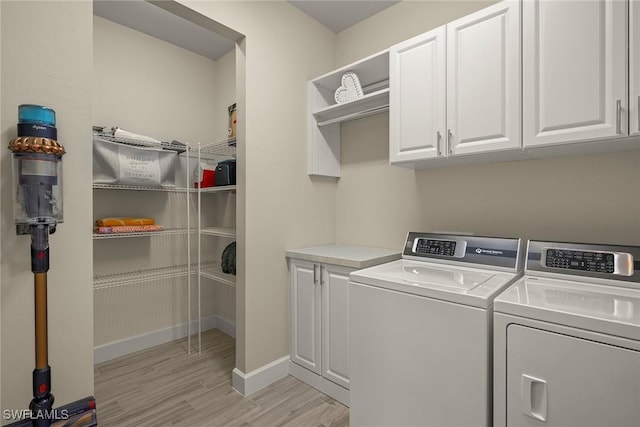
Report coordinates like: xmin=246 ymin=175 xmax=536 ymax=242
xmin=436 ymin=131 xmax=442 ymax=156
xmin=313 ymin=264 xmax=318 ymax=285
xmin=616 ymin=99 xmax=622 ymax=135
xmin=448 ymin=129 xmax=453 ymax=154
xmin=637 ymin=96 xmax=640 ymax=132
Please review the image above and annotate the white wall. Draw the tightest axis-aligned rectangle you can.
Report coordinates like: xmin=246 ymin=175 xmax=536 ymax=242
xmin=335 ymin=1 xmax=640 ymax=249
xmin=93 ymin=16 xmax=219 ymax=145
xmin=1 ymin=0 xmax=93 ymax=418
xmin=180 ymin=0 xmax=336 ymax=373
xmin=336 ymin=0 xmax=497 ymax=64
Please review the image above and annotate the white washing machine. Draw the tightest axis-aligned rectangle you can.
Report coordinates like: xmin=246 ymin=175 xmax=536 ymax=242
xmin=349 ymin=232 xmax=524 ymax=427
xmin=493 ymin=240 xmax=640 ymax=427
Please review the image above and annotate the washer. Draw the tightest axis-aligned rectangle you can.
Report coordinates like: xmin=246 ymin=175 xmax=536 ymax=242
xmin=349 ymin=232 xmax=524 ymax=427
xmin=493 ymin=240 xmax=640 ymax=427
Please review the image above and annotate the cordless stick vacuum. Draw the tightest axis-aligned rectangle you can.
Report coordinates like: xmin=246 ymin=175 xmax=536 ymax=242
xmin=8 ymin=105 xmax=97 ymax=427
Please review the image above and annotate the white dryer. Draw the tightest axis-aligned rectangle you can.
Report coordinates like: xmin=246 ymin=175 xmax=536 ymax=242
xmin=349 ymin=232 xmax=524 ymax=427
xmin=494 ymin=240 xmax=640 ymax=427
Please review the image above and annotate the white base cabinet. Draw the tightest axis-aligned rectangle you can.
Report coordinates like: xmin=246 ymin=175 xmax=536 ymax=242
xmin=289 ymin=258 xmax=352 ymax=403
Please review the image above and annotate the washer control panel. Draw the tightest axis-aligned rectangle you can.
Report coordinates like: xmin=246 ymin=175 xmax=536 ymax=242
xmin=545 ymin=249 xmax=615 ymax=274
xmin=414 ymin=239 xmax=457 ymax=257
xmin=403 ymin=232 xmax=523 ymax=271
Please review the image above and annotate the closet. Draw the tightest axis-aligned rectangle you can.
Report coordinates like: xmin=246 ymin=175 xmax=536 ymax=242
xmin=92 ymin=2 xmax=240 ymax=362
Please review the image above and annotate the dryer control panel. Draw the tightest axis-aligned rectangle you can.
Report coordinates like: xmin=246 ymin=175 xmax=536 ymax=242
xmin=527 ymin=241 xmax=640 ymax=282
xmin=545 ymin=249 xmax=615 ymax=274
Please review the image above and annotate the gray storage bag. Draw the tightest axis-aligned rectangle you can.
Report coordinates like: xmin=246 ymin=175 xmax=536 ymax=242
xmin=93 ymin=137 xmax=178 ymax=187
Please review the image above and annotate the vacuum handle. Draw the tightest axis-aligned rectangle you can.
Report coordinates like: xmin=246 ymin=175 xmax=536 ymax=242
xmin=31 ymin=225 xmax=50 ymax=273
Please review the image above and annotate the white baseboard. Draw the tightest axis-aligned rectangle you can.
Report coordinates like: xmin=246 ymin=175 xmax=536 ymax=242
xmin=232 ymin=356 xmax=290 ymax=396
xmin=289 ymin=361 xmax=349 ymax=406
xmin=94 ymin=315 xmax=235 ymax=364
xmin=214 ymin=315 xmax=236 ymax=338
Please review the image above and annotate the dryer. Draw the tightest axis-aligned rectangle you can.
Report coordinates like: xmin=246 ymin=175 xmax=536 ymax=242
xmin=349 ymin=232 xmax=524 ymax=427
xmin=494 ymin=240 xmax=640 ymax=427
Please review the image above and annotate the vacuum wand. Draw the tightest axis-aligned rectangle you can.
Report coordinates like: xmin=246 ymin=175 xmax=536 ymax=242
xmin=30 ymin=225 xmax=54 ymax=427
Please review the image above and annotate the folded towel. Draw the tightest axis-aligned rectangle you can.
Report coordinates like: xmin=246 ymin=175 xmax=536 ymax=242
xmin=96 ymin=217 xmax=155 ymax=227
xmin=95 ymin=225 xmax=163 ymax=234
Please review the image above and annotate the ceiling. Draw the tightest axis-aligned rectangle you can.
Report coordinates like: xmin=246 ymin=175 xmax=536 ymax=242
xmin=93 ymin=0 xmax=399 ymax=60
xmin=288 ymin=1 xmax=400 ymax=33
xmin=93 ymin=0 xmax=236 ymax=60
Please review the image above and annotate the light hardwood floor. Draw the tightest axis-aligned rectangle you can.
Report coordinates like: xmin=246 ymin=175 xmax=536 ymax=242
xmin=94 ymin=329 xmax=349 ymax=426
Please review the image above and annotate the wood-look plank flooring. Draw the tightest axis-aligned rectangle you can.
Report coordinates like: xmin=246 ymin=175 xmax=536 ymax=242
xmin=94 ymin=329 xmax=349 ymax=426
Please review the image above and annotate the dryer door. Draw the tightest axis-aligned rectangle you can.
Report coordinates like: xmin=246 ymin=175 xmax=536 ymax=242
xmin=506 ymin=324 xmax=640 ymax=427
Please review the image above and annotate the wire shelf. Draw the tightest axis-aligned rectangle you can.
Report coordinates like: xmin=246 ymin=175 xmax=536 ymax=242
xmin=200 ymin=137 xmax=236 ymax=157
xmin=93 ymin=131 xmax=188 ymax=153
xmin=200 ymin=227 xmax=236 ymax=238
xmin=92 ymin=183 xmax=190 ymax=192
xmin=199 ymin=185 xmax=237 ymax=193
xmin=200 ymin=265 xmax=236 ymax=287
xmin=94 ymin=264 xmax=194 ymax=289
xmin=93 ymin=227 xmax=194 ymax=240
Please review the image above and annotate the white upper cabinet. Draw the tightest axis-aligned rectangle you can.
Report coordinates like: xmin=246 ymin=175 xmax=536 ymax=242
xmin=631 ymin=0 xmax=640 ymax=136
xmin=523 ymin=0 xmax=628 ymax=147
xmin=389 ymin=0 xmax=521 ymax=165
xmin=389 ymin=26 xmax=446 ymax=163
xmin=447 ymin=0 xmax=521 ymax=156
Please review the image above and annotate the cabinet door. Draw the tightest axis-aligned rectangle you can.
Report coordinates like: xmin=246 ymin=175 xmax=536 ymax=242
xmin=506 ymin=325 xmax=640 ymax=427
xmin=632 ymin=0 xmax=640 ymax=136
xmin=290 ymin=259 xmax=321 ymax=374
xmin=320 ymin=264 xmax=352 ymax=389
xmin=389 ymin=26 xmax=446 ymax=164
xmin=446 ymin=0 xmax=521 ymax=156
xmin=523 ymin=0 xmax=628 ymax=147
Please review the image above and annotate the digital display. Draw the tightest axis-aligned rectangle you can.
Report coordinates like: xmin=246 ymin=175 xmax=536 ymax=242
xmin=415 ymin=239 xmax=456 ymax=256
xmin=546 ymin=249 xmax=615 ymax=274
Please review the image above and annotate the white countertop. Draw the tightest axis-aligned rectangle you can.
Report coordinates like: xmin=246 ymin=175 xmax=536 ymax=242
xmin=286 ymin=244 xmax=401 ymax=269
